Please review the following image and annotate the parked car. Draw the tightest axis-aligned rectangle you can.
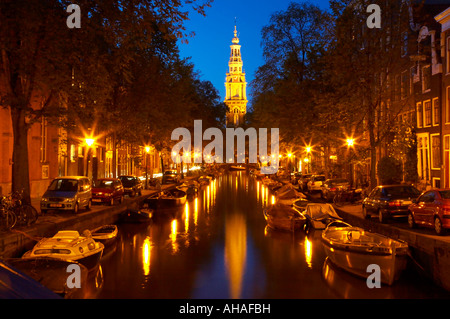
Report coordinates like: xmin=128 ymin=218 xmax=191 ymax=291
xmin=321 ymin=178 xmax=350 ymax=202
xmin=162 ymin=170 xmax=180 ymax=184
xmin=119 ymin=175 xmax=143 ymax=197
xmin=408 ymin=189 xmax=450 ymax=235
xmin=40 ymin=176 xmax=92 ymax=214
xmin=362 ymin=184 xmax=421 ymax=223
xmin=307 ymin=175 xmax=326 ymax=193
xmin=92 ymin=178 xmax=124 ymax=206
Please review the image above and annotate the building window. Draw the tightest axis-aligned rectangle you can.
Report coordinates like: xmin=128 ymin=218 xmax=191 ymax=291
xmin=417 ymin=135 xmax=429 ymax=181
xmin=433 ymin=98 xmax=440 ymax=126
xmin=447 ymin=36 xmax=450 ymax=74
xmin=417 ymin=102 xmax=423 ymax=128
xmin=422 ymin=65 xmax=431 ymax=92
xmin=447 ymin=87 xmax=450 ymax=123
xmin=70 ymin=144 xmax=76 ymax=162
xmin=431 ymin=134 xmax=441 ymax=170
xmin=401 ymin=31 xmax=408 ymax=57
xmin=40 ymin=117 xmax=48 ymax=163
xmin=424 ymin=100 xmax=431 ymax=127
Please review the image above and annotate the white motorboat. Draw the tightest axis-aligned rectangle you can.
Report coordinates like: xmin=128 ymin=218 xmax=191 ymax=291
xmin=321 ymin=221 xmax=409 ymax=285
xmin=22 ymin=230 xmax=104 ymax=270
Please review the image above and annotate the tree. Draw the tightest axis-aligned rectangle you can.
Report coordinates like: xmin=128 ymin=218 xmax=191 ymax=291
xmin=322 ymin=0 xmax=417 ymax=189
xmin=377 ymin=156 xmax=402 ymax=184
xmin=0 ymin=0 xmax=213 ymax=202
xmin=249 ymin=1 xmax=330 ymax=157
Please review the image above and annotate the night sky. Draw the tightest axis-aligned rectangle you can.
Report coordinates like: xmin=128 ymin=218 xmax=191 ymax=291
xmin=178 ymin=0 xmax=331 ymax=105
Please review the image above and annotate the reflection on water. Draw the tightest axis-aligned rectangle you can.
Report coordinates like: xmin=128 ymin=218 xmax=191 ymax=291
xmin=224 ymin=213 xmax=247 ymax=299
xmin=93 ymin=171 xmax=450 ymax=299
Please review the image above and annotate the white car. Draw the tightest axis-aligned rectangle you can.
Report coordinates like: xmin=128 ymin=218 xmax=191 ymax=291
xmin=307 ymin=175 xmax=326 ymax=192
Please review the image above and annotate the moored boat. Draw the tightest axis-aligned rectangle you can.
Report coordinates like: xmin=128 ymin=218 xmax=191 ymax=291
xmin=6 ymin=257 xmax=89 ymax=298
xmin=321 ymin=221 xmax=409 ymax=285
xmin=91 ymin=225 xmax=118 ymax=246
xmin=292 ymin=198 xmax=309 ymax=212
xmin=177 ymin=181 xmax=199 ymax=197
xmin=275 ymin=184 xmax=307 ymax=205
xmin=22 ymin=230 xmax=104 ymax=270
xmin=119 ymin=209 xmax=153 ymax=223
xmin=263 ymin=204 xmax=307 ymax=232
xmin=198 ymin=175 xmax=211 ymax=186
xmin=229 ymin=164 xmax=246 ymax=171
xmin=144 ymin=188 xmax=187 ymax=210
xmin=303 ymin=203 xmax=343 ymax=230
xmin=0 ymin=259 xmax=61 ymax=299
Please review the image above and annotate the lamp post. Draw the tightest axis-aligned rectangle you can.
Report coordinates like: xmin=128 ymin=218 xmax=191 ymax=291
xmin=85 ymin=137 xmax=95 ymax=179
xmin=145 ymin=146 xmax=151 ymax=189
xmin=305 ymin=146 xmax=312 ymax=174
xmin=346 ymin=138 xmax=355 ymax=187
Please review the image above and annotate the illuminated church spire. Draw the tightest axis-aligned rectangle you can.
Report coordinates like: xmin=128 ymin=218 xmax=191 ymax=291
xmin=225 ymin=24 xmax=247 ymax=127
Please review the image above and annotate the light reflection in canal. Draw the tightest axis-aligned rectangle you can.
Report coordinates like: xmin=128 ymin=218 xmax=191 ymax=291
xmin=94 ymin=171 xmax=450 ymax=299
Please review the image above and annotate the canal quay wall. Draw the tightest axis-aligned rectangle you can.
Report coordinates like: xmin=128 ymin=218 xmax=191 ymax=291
xmin=335 ymin=205 xmax=450 ymax=292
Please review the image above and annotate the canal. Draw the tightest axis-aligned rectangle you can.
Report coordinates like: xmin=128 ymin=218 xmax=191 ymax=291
xmin=92 ymin=172 xmax=450 ymax=299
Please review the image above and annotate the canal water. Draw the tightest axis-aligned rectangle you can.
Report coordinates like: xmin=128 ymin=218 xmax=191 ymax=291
xmin=92 ymin=172 xmax=450 ymax=299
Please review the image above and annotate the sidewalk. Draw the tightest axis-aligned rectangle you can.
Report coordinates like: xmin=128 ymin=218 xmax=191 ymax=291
xmin=0 ymin=182 xmax=181 ymax=259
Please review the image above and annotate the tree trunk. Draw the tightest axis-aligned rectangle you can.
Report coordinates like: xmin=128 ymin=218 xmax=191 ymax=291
xmin=10 ymin=107 xmax=31 ymax=204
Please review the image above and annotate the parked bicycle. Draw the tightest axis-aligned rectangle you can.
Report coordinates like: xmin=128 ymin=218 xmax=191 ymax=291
xmin=0 ymin=190 xmax=38 ymax=229
xmin=0 ymin=197 xmax=17 ymax=230
xmin=333 ymin=188 xmax=363 ymax=207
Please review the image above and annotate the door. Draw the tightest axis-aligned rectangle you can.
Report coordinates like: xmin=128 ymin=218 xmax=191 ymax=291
xmin=414 ymin=191 xmax=434 ymax=226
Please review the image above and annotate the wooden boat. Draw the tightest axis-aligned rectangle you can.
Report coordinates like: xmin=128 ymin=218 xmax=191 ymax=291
xmin=22 ymin=230 xmax=104 ymax=270
xmin=229 ymin=164 xmax=246 ymax=171
xmin=321 ymin=221 xmax=409 ymax=285
xmin=144 ymin=188 xmax=187 ymax=210
xmin=177 ymin=181 xmax=199 ymax=197
xmin=275 ymin=184 xmax=307 ymax=205
xmin=198 ymin=175 xmax=211 ymax=186
xmin=303 ymin=203 xmax=343 ymax=230
xmin=292 ymin=198 xmax=309 ymax=212
xmin=263 ymin=204 xmax=307 ymax=232
xmin=119 ymin=209 xmax=153 ymax=223
xmin=91 ymin=225 xmax=118 ymax=246
xmin=6 ymin=258 xmax=89 ymax=298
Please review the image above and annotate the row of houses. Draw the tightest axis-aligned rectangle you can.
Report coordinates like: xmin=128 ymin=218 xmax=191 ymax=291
xmin=400 ymin=3 xmax=450 ymax=189
xmin=0 ymin=105 xmax=164 ymax=198
xmin=346 ymin=1 xmax=450 ymax=191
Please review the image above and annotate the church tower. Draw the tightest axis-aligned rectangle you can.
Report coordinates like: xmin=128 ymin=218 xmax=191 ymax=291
xmin=225 ymin=26 xmax=247 ymax=127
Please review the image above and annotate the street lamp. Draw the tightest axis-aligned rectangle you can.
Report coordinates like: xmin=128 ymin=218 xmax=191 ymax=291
xmin=345 ymin=137 xmax=355 ymax=187
xmin=84 ymin=136 xmax=96 ymax=179
xmin=346 ymin=138 xmax=355 ymax=147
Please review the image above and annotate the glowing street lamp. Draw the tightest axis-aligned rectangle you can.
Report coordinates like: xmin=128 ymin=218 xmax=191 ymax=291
xmin=346 ymin=138 xmax=355 ymax=147
xmin=145 ymin=146 xmax=151 ymax=189
xmin=85 ymin=138 xmax=95 ymax=147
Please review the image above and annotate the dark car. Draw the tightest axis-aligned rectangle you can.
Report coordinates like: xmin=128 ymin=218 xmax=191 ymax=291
xmin=321 ymin=178 xmax=350 ymax=202
xmin=119 ymin=175 xmax=143 ymax=197
xmin=92 ymin=178 xmax=124 ymax=206
xmin=162 ymin=170 xmax=180 ymax=184
xmin=362 ymin=184 xmax=421 ymax=223
xmin=408 ymin=189 xmax=450 ymax=235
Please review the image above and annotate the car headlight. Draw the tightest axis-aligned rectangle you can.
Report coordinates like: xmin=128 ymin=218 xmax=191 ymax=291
xmin=41 ymin=197 xmax=48 ymax=202
xmin=63 ymin=198 xmax=76 ymax=203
